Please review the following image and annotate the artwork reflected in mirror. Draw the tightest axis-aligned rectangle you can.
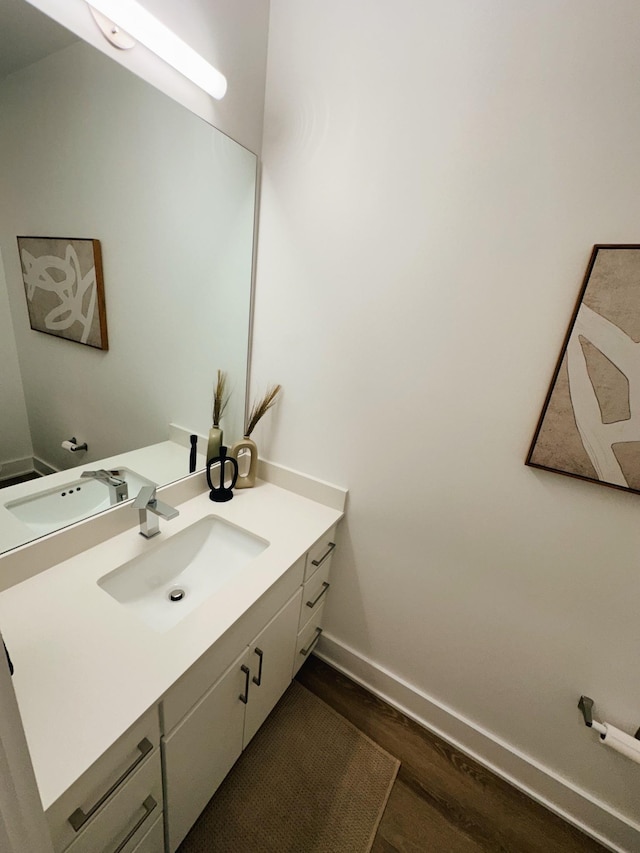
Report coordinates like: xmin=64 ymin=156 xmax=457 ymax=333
xmin=0 ymin=2 xmax=257 ymax=555
xmin=17 ymin=236 xmax=108 ymax=350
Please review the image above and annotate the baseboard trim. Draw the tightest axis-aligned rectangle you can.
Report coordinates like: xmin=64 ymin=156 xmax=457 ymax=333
xmin=0 ymin=457 xmax=36 ymax=481
xmin=32 ymin=457 xmax=56 ymax=477
xmin=315 ymin=633 xmax=640 ymax=853
xmin=169 ymin=423 xmax=207 ymax=449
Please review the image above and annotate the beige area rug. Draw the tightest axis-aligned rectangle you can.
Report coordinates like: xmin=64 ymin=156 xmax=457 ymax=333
xmin=178 ymin=680 xmax=400 ymax=853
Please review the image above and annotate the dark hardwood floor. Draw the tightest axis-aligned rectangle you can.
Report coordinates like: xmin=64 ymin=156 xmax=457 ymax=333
xmin=0 ymin=471 xmax=40 ymax=489
xmin=296 ymin=656 xmax=608 ymax=853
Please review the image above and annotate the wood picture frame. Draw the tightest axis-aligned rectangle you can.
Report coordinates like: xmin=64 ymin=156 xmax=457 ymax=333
xmin=16 ymin=236 xmax=108 ymax=350
xmin=527 ymin=244 xmax=640 ymax=495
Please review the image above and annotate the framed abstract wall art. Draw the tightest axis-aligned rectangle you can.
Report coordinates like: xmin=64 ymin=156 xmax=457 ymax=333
xmin=16 ymin=236 xmax=108 ymax=350
xmin=527 ymin=245 xmax=640 ymax=495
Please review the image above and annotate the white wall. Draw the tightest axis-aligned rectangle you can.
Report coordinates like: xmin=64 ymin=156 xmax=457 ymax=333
xmin=25 ymin=0 xmax=269 ymax=154
xmin=253 ymin=0 xmax=640 ymax=845
xmin=0 ymin=252 xmax=32 ymax=472
xmin=0 ymin=41 xmax=256 ymax=472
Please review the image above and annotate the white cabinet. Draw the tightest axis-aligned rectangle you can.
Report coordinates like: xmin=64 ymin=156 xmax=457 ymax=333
xmin=300 ymin=557 xmax=332 ymax=633
xmin=63 ymin=756 xmax=162 ymax=853
xmin=162 ymin=588 xmax=303 ymax=852
xmin=162 ymin=648 xmax=249 ymax=852
xmin=130 ymin=815 xmax=164 ymax=853
xmin=294 ymin=601 xmax=326 ymax=676
xmin=303 ymin=525 xmax=337 ymax=582
xmin=292 ymin=524 xmax=337 ymax=676
xmin=243 ymin=590 xmax=301 ymax=746
xmin=46 ymin=707 xmax=162 ymax=853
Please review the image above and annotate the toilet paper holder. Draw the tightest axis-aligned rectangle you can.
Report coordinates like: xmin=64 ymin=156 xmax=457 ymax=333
xmin=63 ymin=437 xmax=88 ymax=453
xmin=578 ymin=695 xmax=640 ymax=740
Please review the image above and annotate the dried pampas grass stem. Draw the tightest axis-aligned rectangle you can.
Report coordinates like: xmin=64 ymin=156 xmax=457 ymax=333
xmin=245 ymin=384 xmax=281 ymax=436
xmin=212 ymin=370 xmax=230 ymax=425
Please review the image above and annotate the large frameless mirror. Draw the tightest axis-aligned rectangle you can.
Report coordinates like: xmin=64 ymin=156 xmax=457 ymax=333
xmin=0 ymin=0 xmax=257 ymax=554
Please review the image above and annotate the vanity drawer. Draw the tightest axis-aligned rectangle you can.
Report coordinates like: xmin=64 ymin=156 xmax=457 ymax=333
xmin=293 ymin=602 xmax=326 ymax=676
xmin=299 ymin=559 xmax=331 ymax=633
xmin=46 ymin=707 xmax=160 ymax=852
xmin=63 ymin=751 xmax=162 ymax=853
xmin=304 ymin=525 xmax=337 ymax=582
xmin=130 ymin=813 xmax=164 ymax=853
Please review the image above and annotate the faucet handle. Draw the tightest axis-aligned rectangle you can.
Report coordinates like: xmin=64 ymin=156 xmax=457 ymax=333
xmin=133 ymin=484 xmax=156 ymax=508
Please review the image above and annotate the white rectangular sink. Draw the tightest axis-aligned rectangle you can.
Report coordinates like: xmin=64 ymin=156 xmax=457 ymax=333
xmin=4 ymin=468 xmax=155 ymax=536
xmin=97 ymin=516 xmax=269 ymax=632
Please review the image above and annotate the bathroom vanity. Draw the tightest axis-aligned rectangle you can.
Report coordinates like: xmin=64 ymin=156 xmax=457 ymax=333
xmin=0 ymin=473 xmax=343 ymax=852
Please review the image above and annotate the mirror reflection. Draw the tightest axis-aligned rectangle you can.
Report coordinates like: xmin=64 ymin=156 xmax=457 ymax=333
xmin=0 ymin=2 xmax=257 ymax=554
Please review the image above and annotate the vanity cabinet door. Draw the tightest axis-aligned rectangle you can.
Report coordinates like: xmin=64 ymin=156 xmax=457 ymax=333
xmin=162 ymin=647 xmax=250 ymax=853
xmin=243 ymin=588 xmax=302 ymax=747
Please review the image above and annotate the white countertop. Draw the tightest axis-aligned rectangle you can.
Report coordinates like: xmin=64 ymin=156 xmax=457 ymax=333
xmin=0 ymin=479 xmax=342 ymax=811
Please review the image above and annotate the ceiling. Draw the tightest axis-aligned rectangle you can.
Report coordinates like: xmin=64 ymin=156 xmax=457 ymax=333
xmin=0 ymin=0 xmax=77 ymax=80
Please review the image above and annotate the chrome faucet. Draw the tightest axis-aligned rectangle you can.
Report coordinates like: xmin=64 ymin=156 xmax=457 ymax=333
xmin=81 ymin=469 xmax=129 ymax=504
xmin=133 ymin=485 xmax=179 ymax=538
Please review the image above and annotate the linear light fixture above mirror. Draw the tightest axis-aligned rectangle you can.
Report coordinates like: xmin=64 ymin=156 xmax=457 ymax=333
xmin=86 ymin=0 xmax=227 ymax=99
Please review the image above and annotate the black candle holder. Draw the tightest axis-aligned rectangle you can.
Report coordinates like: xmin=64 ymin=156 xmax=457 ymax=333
xmin=206 ymin=446 xmax=238 ymax=502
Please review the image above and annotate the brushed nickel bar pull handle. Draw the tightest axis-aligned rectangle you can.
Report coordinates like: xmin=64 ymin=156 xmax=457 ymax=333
xmin=68 ymin=738 xmax=153 ymax=831
xmin=112 ymin=796 xmax=157 ymax=853
xmin=311 ymin=542 xmax=335 ymax=568
xmin=306 ymin=582 xmax=330 ymax=609
xmin=239 ymin=664 xmax=251 ymax=704
xmin=300 ymin=627 xmax=323 ymax=657
xmin=252 ymin=648 xmax=264 ymax=686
